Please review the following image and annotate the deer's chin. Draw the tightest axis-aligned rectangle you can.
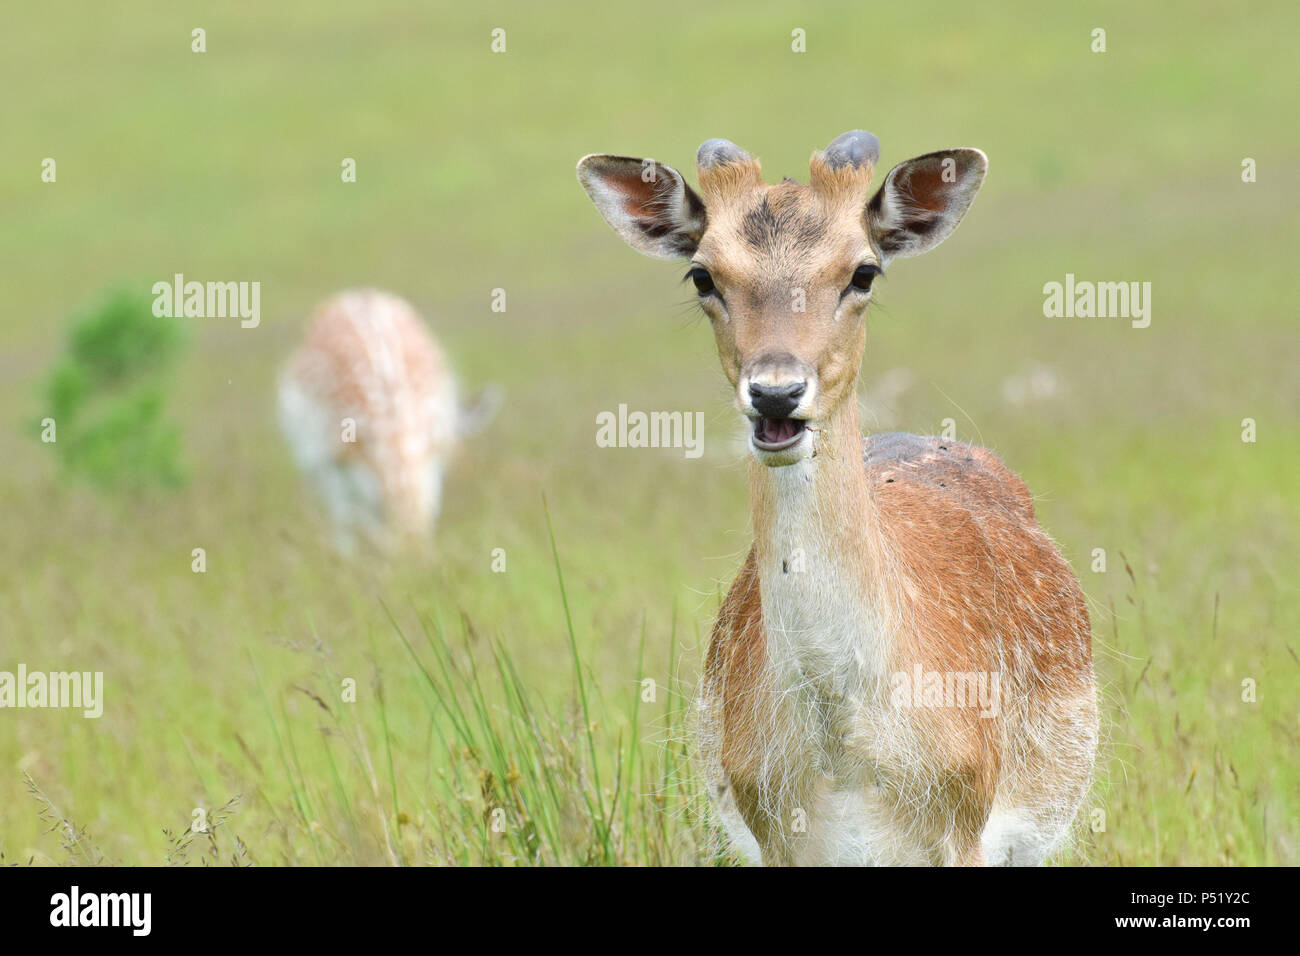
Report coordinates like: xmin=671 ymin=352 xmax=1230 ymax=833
xmin=750 ymin=416 xmax=810 ymax=466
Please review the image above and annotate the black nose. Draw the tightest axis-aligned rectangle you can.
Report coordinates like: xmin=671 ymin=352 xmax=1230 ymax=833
xmin=749 ymin=381 xmax=806 ymax=418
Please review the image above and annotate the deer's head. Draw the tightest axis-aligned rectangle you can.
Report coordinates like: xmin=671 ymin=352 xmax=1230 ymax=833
xmin=578 ymin=132 xmax=986 ymax=466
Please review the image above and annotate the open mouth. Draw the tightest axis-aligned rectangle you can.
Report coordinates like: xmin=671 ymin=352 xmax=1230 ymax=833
xmin=751 ymin=416 xmax=807 ymax=451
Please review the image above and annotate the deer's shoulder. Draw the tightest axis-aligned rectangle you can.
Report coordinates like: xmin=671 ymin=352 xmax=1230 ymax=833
xmin=862 ymin=432 xmax=1091 ymax=678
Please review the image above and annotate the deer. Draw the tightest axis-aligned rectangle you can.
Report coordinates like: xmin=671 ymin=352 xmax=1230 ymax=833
xmin=577 ymin=131 xmax=1097 ymax=866
xmin=278 ymin=289 xmax=500 ymax=552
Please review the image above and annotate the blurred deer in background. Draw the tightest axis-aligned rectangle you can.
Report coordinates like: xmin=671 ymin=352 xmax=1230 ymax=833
xmin=278 ymin=289 xmax=500 ymax=551
xmin=578 ymin=131 xmax=1097 ymax=866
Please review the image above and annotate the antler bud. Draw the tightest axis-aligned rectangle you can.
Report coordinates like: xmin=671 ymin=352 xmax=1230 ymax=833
xmin=820 ymin=130 xmax=880 ymax=171
xmin=697 ymin=138 xmax=753 ymax=170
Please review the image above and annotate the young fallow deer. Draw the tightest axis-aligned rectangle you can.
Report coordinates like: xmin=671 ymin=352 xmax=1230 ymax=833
xmin=278 ymin=289 xmax=499 ymax=551
xmin=578 ymin=132 xmax=1097 ymax=865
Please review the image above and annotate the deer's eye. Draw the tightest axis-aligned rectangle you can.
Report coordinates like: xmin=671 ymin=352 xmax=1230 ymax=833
xmin=686 ymin=267 xmax=716 ymax=297
xmin=848 ymin=263 xmax=882 ymax=294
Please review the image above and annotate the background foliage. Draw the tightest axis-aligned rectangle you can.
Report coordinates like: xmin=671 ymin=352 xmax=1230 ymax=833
xmin=43 ymin=289 xmax=188 ymax=490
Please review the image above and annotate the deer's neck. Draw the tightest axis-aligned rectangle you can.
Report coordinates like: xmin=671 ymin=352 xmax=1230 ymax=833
xmin=749 ymin=397 xmax=890 ymax=697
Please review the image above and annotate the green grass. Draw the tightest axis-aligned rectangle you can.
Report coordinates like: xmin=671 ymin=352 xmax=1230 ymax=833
xmin=9 ymin=519 xmax=715 ymax=867
xmin=1 ymin=0 xmax=1297 ymax=865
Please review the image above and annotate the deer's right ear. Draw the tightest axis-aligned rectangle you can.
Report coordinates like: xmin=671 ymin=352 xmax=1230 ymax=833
xmin=576 ymin=155 xmax=706 ymax=260
xmin=866 ymin=148 xmax=987 ymax=265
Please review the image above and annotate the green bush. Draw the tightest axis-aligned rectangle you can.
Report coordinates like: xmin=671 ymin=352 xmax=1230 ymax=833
xmin=42 ymin=288 xmax=188 ymax=490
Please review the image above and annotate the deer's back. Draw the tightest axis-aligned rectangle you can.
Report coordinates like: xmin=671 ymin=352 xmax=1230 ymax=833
xmin=864 ymin=432 xmax=1035 ymax=523
xmin=279 ymin=290 xmax=459 ymax=536
xmin=282 ymin=290 xmax=456 ymax=466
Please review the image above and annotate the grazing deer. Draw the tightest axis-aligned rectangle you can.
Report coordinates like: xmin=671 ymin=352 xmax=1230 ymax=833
xmin=278 ymin=289 xmax=499 ymax=551
xmin=578 ymin=132 xmax=1097 ymax=865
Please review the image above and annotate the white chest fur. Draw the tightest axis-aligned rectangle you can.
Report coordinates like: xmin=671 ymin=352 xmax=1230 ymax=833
xmin=759 ymin=461 xmax=890 ymax=703
xmin=753 ymin=461 xmax=923 ymax=864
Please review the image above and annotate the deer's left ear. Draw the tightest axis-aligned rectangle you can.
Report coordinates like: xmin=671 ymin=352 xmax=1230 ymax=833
xmin=577 ymin=154 xmax=707 ymax=260
xmin=867 ymin=148 xmax=987 ymax=264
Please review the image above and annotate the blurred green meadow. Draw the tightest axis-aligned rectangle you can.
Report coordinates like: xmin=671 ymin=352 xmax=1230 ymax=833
xmin=2 ymin=0 xmax=1296 ymax=865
